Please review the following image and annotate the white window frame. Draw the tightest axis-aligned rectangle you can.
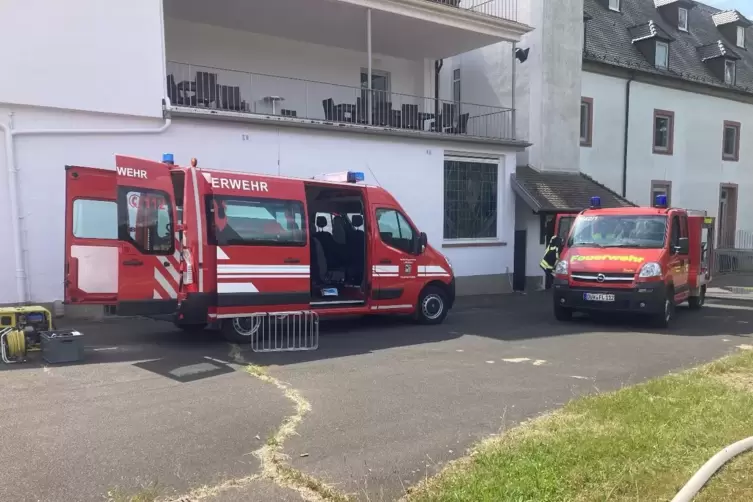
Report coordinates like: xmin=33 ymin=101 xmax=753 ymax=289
xmin=655 ymin=41 xmax=669 ymax=69
xmin=678 ymin=7 xmax=688 ymax=32
xmin=608 ymin=0 xmax=620 ymax=12
xmin=724 ymin=60 xmax=736 ymax=85
xmin=737 ymin=26 xmax=746 ymax=48
xmin=442 ymin=155 xmax=501 ymax=244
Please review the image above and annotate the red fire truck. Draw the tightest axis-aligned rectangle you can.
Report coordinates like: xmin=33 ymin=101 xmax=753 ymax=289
xmin=551 ymin=195 xmax=714 ymax=328
xmin=65 ymin=155 xmax=455 ymax=344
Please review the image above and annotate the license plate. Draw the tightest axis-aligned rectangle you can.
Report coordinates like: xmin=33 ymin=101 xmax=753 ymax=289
xmin=583 ymin=293 xmax=615 ymax=302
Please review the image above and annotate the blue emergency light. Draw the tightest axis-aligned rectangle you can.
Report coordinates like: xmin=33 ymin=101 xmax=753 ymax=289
xmin=162 ymin=153 xmax=174 ymax=164
xmin=347 ymin=171 xmax=365 ymax=183
xmin=654 ymin=194 xmax=668 ymax=208
xmin=590 ymin=196 xmax=601 ymax=208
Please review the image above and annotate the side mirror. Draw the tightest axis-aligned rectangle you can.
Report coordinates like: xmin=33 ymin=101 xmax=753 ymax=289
xmin=675 ymin=237 xmax=689 ymax=255
xmin=417 ymin=232 xmax=428 ymax=254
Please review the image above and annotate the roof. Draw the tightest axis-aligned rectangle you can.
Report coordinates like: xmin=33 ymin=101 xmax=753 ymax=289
xmin=712 ymin=10 xmax=752 ymax=27
xmin=584 ymin=0 xmax=753 ymax=94
xmin=697 ymin=40 xmax=741 ymax=61
xmin=628 ymin=20 xmax=674 ymax=42
xmin=511 ymin=165 xmax=637 ymax=213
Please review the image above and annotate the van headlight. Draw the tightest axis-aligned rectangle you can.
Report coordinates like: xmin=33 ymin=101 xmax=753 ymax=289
xmin=638 ymin=262 xmax=662 ymax=278
xmin=554 ymin=260 xmax=568 ymax=275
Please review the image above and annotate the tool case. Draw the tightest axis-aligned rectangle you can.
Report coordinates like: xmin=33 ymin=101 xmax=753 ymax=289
xmin=40 ymin=331 xmax=85 ymax=364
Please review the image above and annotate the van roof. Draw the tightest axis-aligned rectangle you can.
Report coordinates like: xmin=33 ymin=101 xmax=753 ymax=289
xmin=580 ymin=206 xmax=684 ymax=216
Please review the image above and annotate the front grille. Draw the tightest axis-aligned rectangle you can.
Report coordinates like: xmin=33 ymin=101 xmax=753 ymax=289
xmin=571 ymin=272 xmax=634 ymax=284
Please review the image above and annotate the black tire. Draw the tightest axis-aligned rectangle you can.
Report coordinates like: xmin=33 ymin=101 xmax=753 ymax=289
xmin=221 ymin=317 xmax=261 ymax=344
xmin=176 ymin=323 xmax=207 ymax=334
xmin=651 ymin=290 xmax=674 ymax=329
xmin=416 ymin=286 xmax=449 ymax=325
xmin=554 ymin=303 xmax=573 ymax=321
xmin=688 ymin=286 xmax=706 ymax=311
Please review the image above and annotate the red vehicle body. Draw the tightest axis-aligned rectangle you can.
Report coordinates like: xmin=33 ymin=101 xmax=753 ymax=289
xmin=551 ymin=197 xmax=714 ymax=328
xmin=64 ymin=155 xmax=455 ymax=341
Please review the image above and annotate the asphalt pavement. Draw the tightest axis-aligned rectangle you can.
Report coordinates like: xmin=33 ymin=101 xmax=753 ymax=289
xmin=1 ymin=293 xmax=752 ymax=502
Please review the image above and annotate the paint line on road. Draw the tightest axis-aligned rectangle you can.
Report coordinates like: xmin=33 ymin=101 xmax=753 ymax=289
xmin=532 ymin=360 xmax=547 ymax=366
xmin=502 ymin=358 xmax=531 ymax=363
xmin=571 ymin=375 xmax=591 ymax=380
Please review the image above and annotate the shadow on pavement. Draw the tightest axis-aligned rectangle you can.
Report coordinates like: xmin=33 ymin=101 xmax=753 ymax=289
xmin=4 ymin=293 xmax=751 ymax=373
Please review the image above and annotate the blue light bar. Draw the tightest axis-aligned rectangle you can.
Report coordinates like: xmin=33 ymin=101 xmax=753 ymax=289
xmin=655 ymin=194 xmax=667 ymax=208
xmin=162 ymin=153 xmax=174 ymax=164
xmin=347 ymin=171 xmax=365 ymax=183
xmin=590 ymin=196 xmax=601 ymax=208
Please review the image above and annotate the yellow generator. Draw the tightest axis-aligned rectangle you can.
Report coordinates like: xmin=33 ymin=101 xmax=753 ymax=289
xmin=0 ymin=306 xmax=52 ymax=364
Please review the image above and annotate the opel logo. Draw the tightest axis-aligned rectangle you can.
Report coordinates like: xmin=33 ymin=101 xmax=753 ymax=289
xmin=596 ymin=274 xmax=606 ymax=283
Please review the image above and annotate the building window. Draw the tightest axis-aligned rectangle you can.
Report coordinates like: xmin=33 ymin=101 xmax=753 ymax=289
xmin=655 ymin=41 xmax=669 ymax=69
xmin=678 ymin=8 xmax=688 ymax=31
xmin=738 ymin=26 xmax=746 ymax=48
xmin=608 ymin=0 xmax=620 ymax=12
xmin=724 ymin=60 xmax=736 ymax=85
xmin=580 ymin=97 xmax=594 ymax=147
xmin=452 ymin=69 xmax=461 ymax=105
xmin=653 ymin=109 xmax=675 ymax=155
xmin=650 ymin=180 xmax=672 ymax=206
xmin=723 ymin=121 xmax=741 ymax=161
xmin=443 ymin=157 xmax=498 ymax=240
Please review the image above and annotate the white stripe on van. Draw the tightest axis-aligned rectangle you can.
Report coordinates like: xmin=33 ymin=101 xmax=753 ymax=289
xmin=217 ymin=282 xmax=259 ymax=294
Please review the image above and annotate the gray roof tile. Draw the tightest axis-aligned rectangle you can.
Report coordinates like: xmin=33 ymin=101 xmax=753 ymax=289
xmin=511 ymin=166 xmax=637 ymax=213
xmin=712 ymin=10 xmax=751 ymax=27
xmin=584 ymin=0 xmax=753 ymax=93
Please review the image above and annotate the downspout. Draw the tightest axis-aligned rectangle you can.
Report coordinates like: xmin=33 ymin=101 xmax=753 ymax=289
xmin=434 ymin=59 xmax=443 ymax=128
xmin=0 ymin=99 xmax=172 ymax=304
xmin=621 ymin=74 xmax=635 ymax=197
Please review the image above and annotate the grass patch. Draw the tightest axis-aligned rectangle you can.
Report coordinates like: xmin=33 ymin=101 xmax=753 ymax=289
xmin=106 ymin=483 xmax=161 ymax=502
xmin=406 ymin=350 xmax=753 ymax=502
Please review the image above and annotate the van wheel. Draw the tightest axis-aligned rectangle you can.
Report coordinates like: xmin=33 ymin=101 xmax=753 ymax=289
xmin=416 ymin=286 xmax=449 ymax=325
xmin=221 ymin=317 xmax=262 ymax=344
xmin=554 ymin=303 xmax=573 ymax=321
xmin=688 ymin=286 xmax=706 ymax=311
xmin=651 ymin=291 xmax=674 ymax=329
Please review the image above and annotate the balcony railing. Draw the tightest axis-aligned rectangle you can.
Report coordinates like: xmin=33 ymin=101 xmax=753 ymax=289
xmin=421 ymin=0 xmax=519 ymax=22
xmin=167 ymin=62 xmax=515 ymax=141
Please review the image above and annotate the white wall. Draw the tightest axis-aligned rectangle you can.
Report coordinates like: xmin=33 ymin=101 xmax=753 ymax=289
xmin=581 ymin=72 xmax=753 ymax=235
xmin=0 ymin=0 xmax=165 ymax=118
xmin=444 ymin=0 xmax=583 ymax=171
xmin=165 ymin=18 xmax=429 ymax=116
xmin=514 ymin=197 xmax=544 ymax=279
xmin=0 ymin=106 xmax=516 ymax=304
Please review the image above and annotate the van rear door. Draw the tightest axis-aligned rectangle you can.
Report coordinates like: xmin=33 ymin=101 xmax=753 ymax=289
xmin=64 ymin=166 xmax=118 ymax=305
xmin=115 ymin=155 xmax=181 ymax=316
xmin=554 ymin=214 xmax=577 ymax=243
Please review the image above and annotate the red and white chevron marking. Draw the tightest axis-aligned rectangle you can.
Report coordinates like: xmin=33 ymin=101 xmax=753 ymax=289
xmin=152 ymin=235 xmax=182 ymax=300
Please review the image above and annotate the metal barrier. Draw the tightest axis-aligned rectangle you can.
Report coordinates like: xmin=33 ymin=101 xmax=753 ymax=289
xmin=232 ymin=312 xmax=319 ymax=352
xmin=166 ymin=61 xmax=516 ymax=141
xmin=713 ymin=229 xmax=753 ymax=275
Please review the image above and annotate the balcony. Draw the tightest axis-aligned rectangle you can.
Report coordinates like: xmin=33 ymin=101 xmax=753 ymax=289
xmin=163 ymin=0 xmax=531 ymax=61
xmin=166 ymin=62 xmax=516 ymax=142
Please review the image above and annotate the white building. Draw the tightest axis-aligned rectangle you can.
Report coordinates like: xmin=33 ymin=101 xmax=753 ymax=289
xmin=0 ymin=0 xmax=534 ymax=310
xmin=445 ymin=0 xmax=753 ymax=287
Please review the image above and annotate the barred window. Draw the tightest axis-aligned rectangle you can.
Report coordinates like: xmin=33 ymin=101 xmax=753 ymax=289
xmin=443 ymin=158 xmax=498 ymax=240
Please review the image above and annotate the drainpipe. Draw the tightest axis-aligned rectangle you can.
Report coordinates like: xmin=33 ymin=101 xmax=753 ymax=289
xmin=0 ymin=99 xmax=172 ymax=304
xmin=511 ymin=42 xmax=517 ymax=138
xmin=367 ymin=8 xmax=372 ymax=126
xmin=621 ymin=74 xmax=635 ymax=197
xmin=434 ymin=59 xmax=443 ymax=127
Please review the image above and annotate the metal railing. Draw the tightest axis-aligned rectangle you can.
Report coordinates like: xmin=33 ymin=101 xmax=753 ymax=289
xmin=714 ymin=229 xmax=753 ymax=275
xmin=167 ymin=61 xmax=515 ymax=141
xmin=420 ymin=0 xmax=519 ymax=22
xmin=233 ymin=312 xmax=319 ymax=352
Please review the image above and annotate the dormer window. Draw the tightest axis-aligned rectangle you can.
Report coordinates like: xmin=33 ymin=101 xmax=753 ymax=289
xmin=737 ymin=26 xmax=746 ymax=48
xmin=609 ymin=0 xmax=620 ymax=12
xmin=656 ymin=41 xmax=669 ymax=68
xmin=725 ymin=60 xmax=736 ymax=84
xmin=678 ymin=8 xmax=688 ymax=31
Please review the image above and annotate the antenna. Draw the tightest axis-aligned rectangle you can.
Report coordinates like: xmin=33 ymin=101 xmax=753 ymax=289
xmin=365 ymin=163 xmax=381 ymax=186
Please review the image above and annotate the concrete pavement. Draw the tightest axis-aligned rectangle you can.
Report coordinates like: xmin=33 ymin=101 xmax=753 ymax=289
xmin=1 ymin=295 xmax=751 ymax=501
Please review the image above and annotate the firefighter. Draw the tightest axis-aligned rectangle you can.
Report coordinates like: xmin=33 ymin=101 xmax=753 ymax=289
xmin=540 ymin=235 xmax=564 ymax=289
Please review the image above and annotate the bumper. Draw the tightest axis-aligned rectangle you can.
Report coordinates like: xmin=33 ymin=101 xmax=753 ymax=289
xmin=447 ymin=277 xmax=456 ymax=309
xmin=553 ymin=279 xmax=666 ymax=314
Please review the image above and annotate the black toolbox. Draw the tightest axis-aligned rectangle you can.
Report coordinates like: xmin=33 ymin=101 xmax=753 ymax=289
xmin=40 ymin=331 xmax=85 ymax=364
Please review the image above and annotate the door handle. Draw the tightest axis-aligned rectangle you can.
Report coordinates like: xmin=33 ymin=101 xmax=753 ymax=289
xmin=163 ymin=261 xmax=171 ymax=267
xmin=380 ymin=259 xmax=392 ymax=264
xmin=283 ymin=258 xmax=300 ymax=264
xmin=122 ymin=259 xmax=144 ymax=267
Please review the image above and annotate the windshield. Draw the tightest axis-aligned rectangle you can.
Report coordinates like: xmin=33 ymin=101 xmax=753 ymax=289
xmin=568 ymin=215 xmax=668 ymax=249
